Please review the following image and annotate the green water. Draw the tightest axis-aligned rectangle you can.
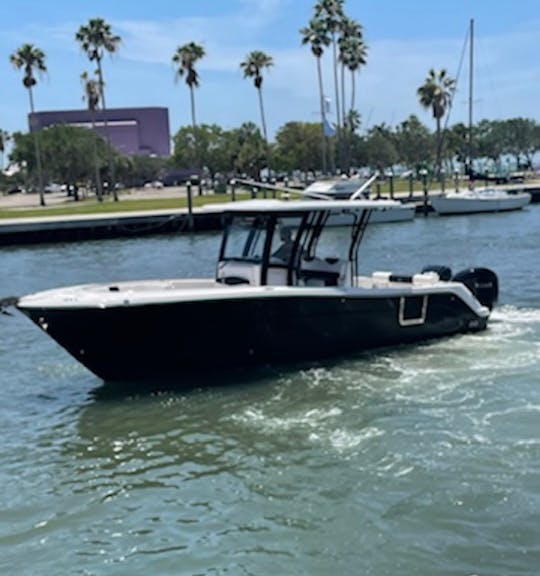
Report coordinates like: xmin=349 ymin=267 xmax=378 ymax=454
xmin=1 ymin=208 xmax=539 ymax=575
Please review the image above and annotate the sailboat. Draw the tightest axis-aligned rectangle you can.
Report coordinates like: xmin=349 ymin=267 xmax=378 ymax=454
xmin=430 ymin=19 xmax=531 ymax=215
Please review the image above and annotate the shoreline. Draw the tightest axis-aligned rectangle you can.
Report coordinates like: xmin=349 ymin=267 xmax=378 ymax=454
xmin=1 ymin=182 xmax=538 ymax=247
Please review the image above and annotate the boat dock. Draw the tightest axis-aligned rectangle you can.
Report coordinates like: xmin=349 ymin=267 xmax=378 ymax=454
xmin=1 ymin=183 xmax=538 ymax=246
xmin=0 ymin=208 xmax=223 ymax=246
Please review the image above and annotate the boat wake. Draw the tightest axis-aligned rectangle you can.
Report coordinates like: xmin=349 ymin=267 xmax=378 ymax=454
xmin=228 ymin=304 xmax=539 ymax=456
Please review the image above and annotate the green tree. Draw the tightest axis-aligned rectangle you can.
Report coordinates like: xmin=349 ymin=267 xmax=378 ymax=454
xmin=501 ymin=117 xmax=540 ymax=169
xmin=76 ymin=17 xmax=121 ymax=200
xmin=228 ymin=122 xmax=266 ymax=178
xmin=172 ymin=124 xmax=233 ymax=178
xmin=417 ymin=68 xmax=456 ymax=176
xmin=9 ymin=43 xmax=47 ymax=206
xmin=474 ymin=119 xmax=504 ymax=169
xmin=365 ymin=124 xmax=398 ymax=173
xmin=348 ymin=132 xmax=369 ymax=169
xmin=446 ymin=122 xmax=470 ymax=167
xmin=300 ymin=17 xmax=331 ymax=173
xmin=120 ymin=155 xmax=167 ymax=187
xmin=240 ymin=50 xmax=274 ymax=176
xmin=394 ymin=115 xmax=433 ymax=170
xmin=274 ymin=121 xmax=323 ymax=173
xmin=9 ymin=125 xmax=113 ymax=196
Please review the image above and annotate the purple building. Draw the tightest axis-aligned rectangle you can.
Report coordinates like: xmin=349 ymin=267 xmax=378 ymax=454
xmin=30 ymin=107 xmax=170 ymax=157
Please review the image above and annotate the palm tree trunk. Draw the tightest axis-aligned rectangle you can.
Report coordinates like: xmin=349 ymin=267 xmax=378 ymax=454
xmin=350 ymin=70 xmax=356 ymax=113
xmin=316 ymin=56 xmax=327 ymax=174
xmin=257 ymin=87 xmax=271 ymax=177
xmin=436 ymin=116 xmax=442 ymax=177
xmin=332 ymin=35 xmax=341 ymax=173
xmin=28 ymin=87 xmax=45 ymax=207
xmin=332 ymin=36 xmax=341 ymax=132
xmin=186 ymin=84 xmax=198 ymax=223
xmin=96 ymin=59 xmax=118 ymax=201
xmin=189 ymin=84 xmax=202 ymax=186
xmin=341 ymin=64 xmax=346 ymax=131
xmin=91 ymin=114 xmax=103 ymax=202
xmin=340 ymin=63 xmax=348 ymax=173
xmin=189 ymin=85 xmax=197 ymax=131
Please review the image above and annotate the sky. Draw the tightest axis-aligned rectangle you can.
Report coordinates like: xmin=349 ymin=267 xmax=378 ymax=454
xmin=1 ymin=0 xmax=539 ymax=142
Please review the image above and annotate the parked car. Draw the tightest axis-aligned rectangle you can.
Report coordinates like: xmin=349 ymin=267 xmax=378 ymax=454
xmin=144 ymin=180 xmax=164 ymax=189
xmin=6 ymin=185 xmax=25 ymax=195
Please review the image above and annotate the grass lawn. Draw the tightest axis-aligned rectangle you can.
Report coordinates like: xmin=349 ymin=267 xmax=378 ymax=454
xmin=0 ymin=180 xmax=429 ymax=220
xmin=0 ymin=191 xmax=256 ymax=219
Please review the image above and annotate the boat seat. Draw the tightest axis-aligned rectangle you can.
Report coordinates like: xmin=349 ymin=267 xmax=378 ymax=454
xmin=299 ymin=257 xmax=348 ymax=287
xmin=216 ymin=260 xmax=262 ymax=286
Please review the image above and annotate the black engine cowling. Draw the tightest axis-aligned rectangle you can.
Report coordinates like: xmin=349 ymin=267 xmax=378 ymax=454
xmin=452 ymin=267 xmax=499 ymax=310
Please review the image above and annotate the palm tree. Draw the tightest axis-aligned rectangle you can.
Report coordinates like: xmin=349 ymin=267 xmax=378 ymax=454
xmin=300 ymin=17 xmax=331 ymax=173
xmin=9 ymin=43 xmax=47 ymax=206
xmin=172 ymin=42 xmax=206 ymax=132
xmin=0 ymin=129 xmax=10 ymax=172
xmin=76 ymin=18 xmax=121 ymax=200
xmin=315 ymin=0 xmax=345 ymax=170
xmin=345 ymin=109 xmax=361 ymax=133
xmin=81 ymin=71 xmax=103 ymax=202
xmin=240 ymin=50 xmax=274 ymax=177
xmin=338 ymin=17 xmax=367 ymax=172
xmin=339 ymin=22 xmax=367 ymax=119
xmin=173 ymin=42 xmax=205 ymax=206
xmin=417 ymin=68 xmax=456 ymax=176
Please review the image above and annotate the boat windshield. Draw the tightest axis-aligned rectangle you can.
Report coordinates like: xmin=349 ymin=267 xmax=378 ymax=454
xmin=307 ymin=225 xmax=351 ymax=261
xmin=217 ymin=206 xmax=368 ymax=286
xmin=269 ymin=217 xmax=302 ymax=264
xmin=222 ymin=216 xmax=267 ymax=262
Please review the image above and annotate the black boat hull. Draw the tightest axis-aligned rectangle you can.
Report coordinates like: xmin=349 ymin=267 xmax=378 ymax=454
xmin=19 ymin=291 xmax=487 ymax=382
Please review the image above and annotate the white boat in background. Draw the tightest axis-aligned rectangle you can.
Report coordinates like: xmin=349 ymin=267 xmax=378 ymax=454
xmin=431 ymin=20 xmax=531 ymax=217
xmin=236 ymin=175 xmax=416 ymax=224
xmin=302 ymin=177 xmax=416 ymax=224
xmin=430 ymin=187 xmax=531 ymax=215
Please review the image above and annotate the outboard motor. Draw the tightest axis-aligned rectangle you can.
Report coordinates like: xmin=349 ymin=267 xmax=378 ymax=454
xmin=421 ymin=264 xmax=452 ymax=281
xmin=452 ymin=267 xmax=499 ymax=310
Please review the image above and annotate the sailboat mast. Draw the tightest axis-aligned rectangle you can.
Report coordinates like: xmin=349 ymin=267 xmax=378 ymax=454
xmin=468 ymin=18 xmax=474 ymax=175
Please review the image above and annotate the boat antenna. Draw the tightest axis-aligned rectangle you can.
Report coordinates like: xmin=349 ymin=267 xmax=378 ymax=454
xmin=467 ymin=18 xmax=474 ymax=177
xmin=442 ymin=21 xmax=469 ymax=131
